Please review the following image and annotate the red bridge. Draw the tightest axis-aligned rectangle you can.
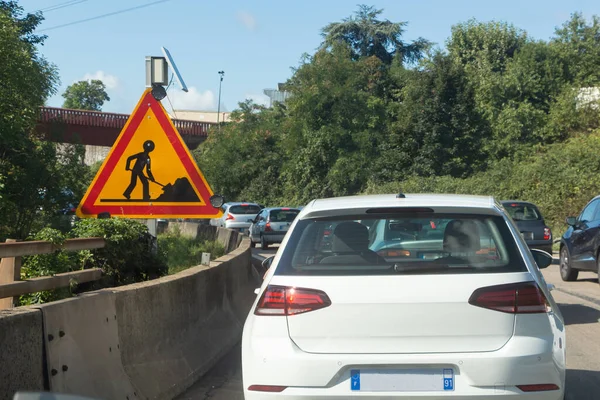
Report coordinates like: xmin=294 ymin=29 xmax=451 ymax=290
xmin=37 ymin=107 xmax=214 ymax=149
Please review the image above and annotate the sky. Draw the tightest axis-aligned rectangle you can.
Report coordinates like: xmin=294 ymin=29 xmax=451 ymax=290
xmin=18 ymin=0 xmax=600 ymax=115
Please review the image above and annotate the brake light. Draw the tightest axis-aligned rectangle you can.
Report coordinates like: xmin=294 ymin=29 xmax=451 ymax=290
xmin=281 ymin=207 xmax=290 ymax=210
xmin=248 ymin=385 xmax=287 ymax=392
xmin=377 ymin=249 xmax=411 ymax=257
xmin=265 ymin=222 xmax=272 ymax=232
xmin=543 ymin=227 xmax=551 ymax=241
xmin=324 ymin=229 xmax=332 ymax=236
xmin=517 ymin=384 xmax=559 ymax=392
xmin=254 ymin=285 xmax=331 ymax=316
xmin=468 ymin=282 xmax=550 ymax=314
xmin=226 ymin=213 xmax=234 ymax=221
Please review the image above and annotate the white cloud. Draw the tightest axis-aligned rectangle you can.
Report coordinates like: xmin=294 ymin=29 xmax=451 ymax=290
xmin=236 ymin=10 xmax=257 ymax=32
xmin=246 ymin=93 xmax=270 ymax=107
xmin=165 ymin=86 xmax=216 ymax=111
xmin=82 ymin=71 xmax=119 ymax=90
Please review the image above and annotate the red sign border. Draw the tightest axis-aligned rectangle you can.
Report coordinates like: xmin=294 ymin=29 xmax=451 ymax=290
xmin=77 ymin=90 xmax=221 ymax=218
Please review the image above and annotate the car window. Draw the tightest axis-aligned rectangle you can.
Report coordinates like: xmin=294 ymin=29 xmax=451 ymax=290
xmin=275 ymin=213 xmax=526 ymax=276
xmin=503 ymin=203 xmax=542 ymax=221
xmin=269 ymin=209 xmax=300 ymax=222
xmin=229 ymin=204 xmax=261 ymax=215
xmin=579 ymin=199 xmax=600 ymax=223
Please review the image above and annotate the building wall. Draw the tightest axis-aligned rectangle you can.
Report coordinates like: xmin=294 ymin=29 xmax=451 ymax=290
xmin=170 ymin=110 xmax=232 ymax=124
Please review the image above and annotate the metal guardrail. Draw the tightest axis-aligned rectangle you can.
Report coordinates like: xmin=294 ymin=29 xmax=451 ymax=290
xmin=39 ymin=106 xmax=214 ymax=137
xmin=0 ymin=237 xmax=106 ymax=309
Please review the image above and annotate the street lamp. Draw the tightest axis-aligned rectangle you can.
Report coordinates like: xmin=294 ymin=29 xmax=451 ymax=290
xmin=217 ymin=71 xmax=225 ymax=128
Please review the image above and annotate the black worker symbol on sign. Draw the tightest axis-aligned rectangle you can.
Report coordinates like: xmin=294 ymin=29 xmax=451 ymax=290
xmin=123 ymin=140 xmax=156 ymax=201
xmin=103 ymin=139 xmax=200 ymax=203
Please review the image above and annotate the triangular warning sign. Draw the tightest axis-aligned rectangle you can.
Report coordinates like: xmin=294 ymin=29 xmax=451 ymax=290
xmin=76 ymin=88 xmax=223 ymax=219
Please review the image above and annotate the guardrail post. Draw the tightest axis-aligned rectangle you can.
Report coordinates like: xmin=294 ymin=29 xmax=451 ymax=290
xmin=0 ymin=239 xmax=22 ymax=309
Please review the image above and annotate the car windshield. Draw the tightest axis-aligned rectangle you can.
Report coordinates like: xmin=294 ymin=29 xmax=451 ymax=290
xmin=269 ymin=209 xmax=300 ymax=222
xmin=503 ymin=203 xmax=542 ymax=221
xmin=228 ymin=205 xmax=261 ymax=214
xmin=275 ymin=213 xmax=526 ymax=276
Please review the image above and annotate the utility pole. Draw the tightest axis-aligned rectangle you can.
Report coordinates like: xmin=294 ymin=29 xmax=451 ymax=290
xmin=217 ymin=71 xmax=225 ymax=130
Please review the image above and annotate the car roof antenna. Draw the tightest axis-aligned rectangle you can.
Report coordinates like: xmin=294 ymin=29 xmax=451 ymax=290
xmin=396 ymin=192 xmax=406 ymax=199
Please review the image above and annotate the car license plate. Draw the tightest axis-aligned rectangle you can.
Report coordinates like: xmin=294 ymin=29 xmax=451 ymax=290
xmin=521 ymin=231 xmax=534 ymax=241
xmin=350 ymin=368 xmax=454 ymax=392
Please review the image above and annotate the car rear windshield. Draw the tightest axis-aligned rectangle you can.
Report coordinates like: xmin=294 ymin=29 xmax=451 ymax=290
xmin=270 ymin=209 xmax=300 ymax=222
xmin=503 ymin=203 xmax=542 ymax=221
xmin=228 ymin=205 xmax=261 ymax=214
xmin=274 ymin=213 xmax=526 ymax=276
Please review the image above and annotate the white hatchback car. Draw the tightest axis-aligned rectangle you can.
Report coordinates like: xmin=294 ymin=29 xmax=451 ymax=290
xmin=242 ymin=194 xmax=566 ymax=399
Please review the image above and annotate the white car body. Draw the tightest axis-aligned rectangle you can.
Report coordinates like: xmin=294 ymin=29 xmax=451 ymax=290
xmin=210 ymin=202 xmax=262 ymax=233
xmin=242 ymin=194 xmax=566 ymax=399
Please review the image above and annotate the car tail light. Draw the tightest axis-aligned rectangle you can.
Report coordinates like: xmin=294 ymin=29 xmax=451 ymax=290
xmin=543 ymin=227 xmax=551 ymax=241
xmin=254 ymin=285 xmax=331 ymax=316
xmin=324 ymin=229 xmax=332 ymax=236
xmin=377 ymin=249 xmax=411 ymax=257
xmin=265 ymin=222 xmax=272 ymax=232
xmin=468 ymin=282 xmax=550 ymax=314
xmin=517 ymin=384 xmax=559 ymax=392
xmin=226 ymin=213 xmax=234 ymax=221
xmin=248 ymin=385 xmax=287 ymax=392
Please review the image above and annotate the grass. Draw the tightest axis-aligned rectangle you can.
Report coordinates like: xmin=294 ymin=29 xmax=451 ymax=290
xmin=158 ymin=230 xmax=225 ymax=274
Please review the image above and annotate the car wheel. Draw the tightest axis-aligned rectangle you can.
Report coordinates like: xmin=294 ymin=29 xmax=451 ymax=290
xmin=560 ymin=246 xmax=579 ymax=282
xmin=261 ymin=235 xmax=269 ymax=250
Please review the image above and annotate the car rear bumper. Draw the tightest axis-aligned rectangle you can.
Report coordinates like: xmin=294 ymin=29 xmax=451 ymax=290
xmin=243 ymin=329 xmax=565 ymax=400
xmin=263 ymin=232 xmax=286 ymax=243
xmin=225 ymin=221 xmax=252 ymax=231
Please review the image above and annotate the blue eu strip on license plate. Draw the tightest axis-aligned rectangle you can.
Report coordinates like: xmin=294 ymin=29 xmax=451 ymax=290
xmin=443 ymin=368 xmax=454 ymax=391
xmin=351 ymin=370 xmax=360 ymax=391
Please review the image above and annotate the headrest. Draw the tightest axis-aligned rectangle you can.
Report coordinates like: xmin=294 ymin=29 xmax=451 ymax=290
xmin=331 ymin=222 xmax=369 ymax=253
xmin=443 ymin=220 xmax=481 ymax=253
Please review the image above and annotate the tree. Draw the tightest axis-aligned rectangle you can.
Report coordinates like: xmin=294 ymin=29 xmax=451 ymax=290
xmin=62 ymin=79 xmax=110 ymax=111
xmin=321 ymin=5 xmax=430 ymax=65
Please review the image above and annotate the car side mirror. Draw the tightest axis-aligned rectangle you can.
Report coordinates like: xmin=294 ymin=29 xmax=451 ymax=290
xmin=262 ymin=256 xmax=274 ymax=270
xmin=566 ymin=216 xmax=577 ymax=226
xmin=531 ymin=249 xmax=553 ymax=269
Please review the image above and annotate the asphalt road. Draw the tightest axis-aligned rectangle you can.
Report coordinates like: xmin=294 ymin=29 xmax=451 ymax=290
xmin=179 ymin=249 xmax=600 ymax=399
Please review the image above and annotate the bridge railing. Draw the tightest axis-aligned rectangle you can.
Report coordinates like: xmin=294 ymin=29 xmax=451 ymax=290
xmin=0 ymin=238 xmax=105 ymax=310
xmin=39 ymin=107 xmax=213 ymax=136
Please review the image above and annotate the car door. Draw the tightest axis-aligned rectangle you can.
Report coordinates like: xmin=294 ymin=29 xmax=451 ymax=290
xmin=571 ymin=198 xmax=600 ymax=270
xmin=251 ymin=210 xmax=265 ymax=239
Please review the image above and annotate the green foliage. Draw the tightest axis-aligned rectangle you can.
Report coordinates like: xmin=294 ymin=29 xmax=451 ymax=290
xmin=62 ymin=79 xmax=110 ymax=111
xmin=321 ymin=4 xmax=430 ymax=64
xmin=18 ymin=219 xmax=169 ymax=305
xmin=0 ymin=1 xmax=91 ymax=240
xmin=72 ymin=218 xmax=167 ymax=287
xmin=157 ymin=228 xmax=225 ymax=274
xmin=365 ymin=131 xmax=600 ymax=237
xmin=182 ymin=10 xmax=600 ymax=218
xmin=19 ymin=228 xmax=78 ymax=305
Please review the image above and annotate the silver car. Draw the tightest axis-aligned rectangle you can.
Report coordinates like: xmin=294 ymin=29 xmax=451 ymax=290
xmin=249 ymin=207 xmax=301 ymax=249
xmin=211 ymin=202 xmax=262 ymax=234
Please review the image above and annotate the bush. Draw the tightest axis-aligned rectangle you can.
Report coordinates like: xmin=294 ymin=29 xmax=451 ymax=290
xmin=72 ymin=218 xmax=167 ymax=287
xmin=365 ymin=130 xmax=600 ymax=238
xmin=17 ymin=219 xmax=168 ymax=305
xmin=158 ymin=228 xmax=225 ymax=274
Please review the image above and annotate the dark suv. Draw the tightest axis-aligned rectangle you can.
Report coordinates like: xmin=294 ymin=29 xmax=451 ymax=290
xmin=560 ymin=195 xmax=600 ymax=283
xmin=501 ymin=200 xmax=552 ymax=254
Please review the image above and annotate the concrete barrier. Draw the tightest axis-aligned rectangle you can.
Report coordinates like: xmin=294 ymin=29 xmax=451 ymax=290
xmin=0 ymin=230 xmax=256 ymax=400
xmin=0 ymin=308 xmax=45 ymax=400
